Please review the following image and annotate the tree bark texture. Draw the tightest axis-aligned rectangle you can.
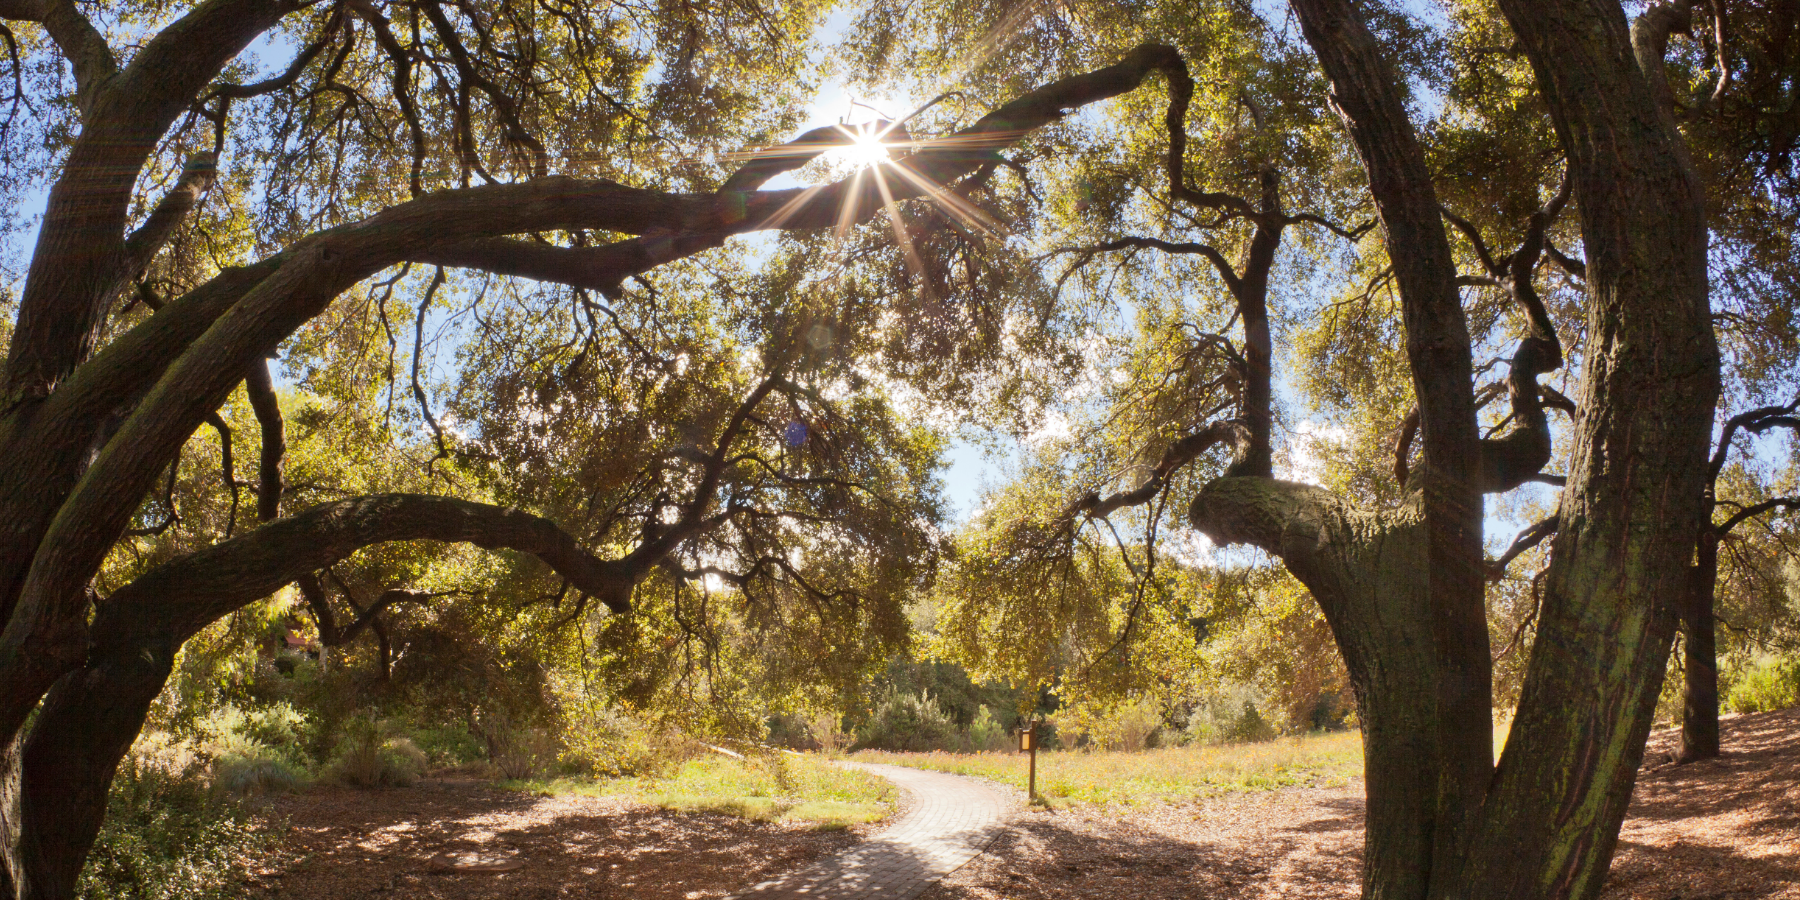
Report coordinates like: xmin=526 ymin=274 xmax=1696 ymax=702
xmin=1680 ymin=534 xmax=1722 ymax=762
xmin=1192 ymin=478 xmax=1438 ymax=900
xmin=1288 ymin=0 xmax=1492 ymax=891
xmin=1460 ymin=1 xmax=1720 ymax=898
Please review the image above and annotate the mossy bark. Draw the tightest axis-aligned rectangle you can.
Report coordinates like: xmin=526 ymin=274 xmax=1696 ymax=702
xmin=1192 ymin=478 xmax=1444 ymax=899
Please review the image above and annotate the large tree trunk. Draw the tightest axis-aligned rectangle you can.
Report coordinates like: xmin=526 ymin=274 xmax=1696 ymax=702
xmin=1192 ymin=479 xmax=1440 ymax=898
xmin=1680 ymin=531 xmax=1722 ymax=761
xmin=16 ymin=637 xmax=176 ymax=900
xmin=1458 ymin=1 xmax=1720 ymax=897
xmin=1286 ymin=0 xmax=1492 ymax=893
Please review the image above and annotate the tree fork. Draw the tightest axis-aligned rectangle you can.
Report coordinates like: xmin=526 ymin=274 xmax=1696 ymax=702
xmin=1459 ymin=0 xmax=1720 ymax=896
xmin=10 ymin=493 xmax=635 ymax=899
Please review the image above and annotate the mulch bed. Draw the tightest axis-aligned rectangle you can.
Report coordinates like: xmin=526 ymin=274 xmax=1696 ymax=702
xmin=920 ymin=707 xmax=1800 ymax=900
xmin=251 ymin=709 xmax=1800 ymax=899
xmin=251 ymin=780 xmax=866 ymax=899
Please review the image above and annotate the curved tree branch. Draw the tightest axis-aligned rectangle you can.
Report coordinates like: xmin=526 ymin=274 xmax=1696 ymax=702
xmin=1488 ymin=515 xmax=1559 ymax=580
xmin=1066 ymin=419 xmax=1248 ymax=522
xmin=1717 ymin=497 xmax=1800 ymax=535
xmin=94 ymin=493 xmax=631 ymax=650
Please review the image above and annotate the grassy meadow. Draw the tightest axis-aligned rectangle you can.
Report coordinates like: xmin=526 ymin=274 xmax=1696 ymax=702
xmin=854 ymin=730 xmax=1365 ymax=808
xmin=507 ymin=752 xmax=898 ymax=829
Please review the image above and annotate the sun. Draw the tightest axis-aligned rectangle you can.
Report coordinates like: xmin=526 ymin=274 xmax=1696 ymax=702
xmin=828 ymin=122 xmax=893 ymax=169
xmin=844 ymin=131 xmax=893 ymax=166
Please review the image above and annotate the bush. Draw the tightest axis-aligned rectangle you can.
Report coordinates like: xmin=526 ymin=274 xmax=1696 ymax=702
xmin=212 ymin=754 xmax=307 ymax=797
xmin=854 ymin=690 xmax=961 ymax=752
xmin=967 ymin=708 xmax=1009 ymax=752
xmin=1059 ymin=699 xmax=1162 ymax=752
xmin=1221 ymin=701 xmax=1278 ymax=743
xmin=558 ymin=710 xmax=694 ymax=779
xmin=408 ymin=723 xmax=487 ymax=768
xmin=194 ymin=703 xmax=311 ymax=796
xmin=325 ymin=719 xmax=426 ymax=788
xmin=1726 ymin=655 xmax=1800 ymax=713
xmin=1184 ymin=686 xmax=1281 ymax=746
xmin=78 ymin=755 xmax=274 ymax=900
xmin=481 ymin=722 xmax=559 ymax=780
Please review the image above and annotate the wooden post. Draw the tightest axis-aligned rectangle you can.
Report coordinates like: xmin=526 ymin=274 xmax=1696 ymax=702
xmin=1020 ymin=722 xmax=1037 ymax=803
xmin=1029 ymin=735 xmax=1037 ymax=803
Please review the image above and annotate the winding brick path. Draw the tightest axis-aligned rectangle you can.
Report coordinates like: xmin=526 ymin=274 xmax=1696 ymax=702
xmin=728 ymin=762 xmax=1012 ymax=900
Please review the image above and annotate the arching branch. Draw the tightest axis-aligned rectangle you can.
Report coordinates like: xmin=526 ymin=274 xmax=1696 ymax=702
xmin=1710 ymin=398 xmax=1800 ymax=481
xmin=1717 ymin=497 xmax=1800 ymax=535
xmin=1038 ymin=237 xmax=1240 ymax=294
xmin=95 ymin=494 xmax=632 ymax=649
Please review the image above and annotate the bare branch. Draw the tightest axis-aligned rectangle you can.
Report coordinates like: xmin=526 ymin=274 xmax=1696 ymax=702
xmin=1711 ymin=398 xmax=1800 ymax=481
xmin=205 ymin=411 xmax=240 ymax=537
xmin=1488 ymin=515 xmax=1558 ymax=580
xmin=1545 ymin=242 xmax=1585 ymax=279
xmin=1441 ymin=206 xmax=1502 ymax=277
xmin=96 ymin=493 xmax=634 ymax=649
xmin=411 ymin=267 xmax=451 ymax=464
xmin=1718 ymin=497 xmax=1800 ymax=536
xmin=719 ymin=121 xmax=903 ymax=194
xmin=209 ymin=6 xmax=342 ymax=101
xmin=1039 ymin=236 xmax=1240 ymax=294
xmin=1285 ymin=211 xmax=1375 ymax=241
xmin=419 ymin=0 xmax=548 ymax=177
xmin=36 ymin=0 xmax=117 ymax=115
xmin=1393 ymin=406 xmax=1420 ymax=485
xmin=245 ymin=359 xmax=284 ymax=522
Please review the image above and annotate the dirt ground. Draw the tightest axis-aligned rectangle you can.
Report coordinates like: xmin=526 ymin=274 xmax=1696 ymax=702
xmin=251 ymin=781 xmax=875 ymax=899
xmin=253 ymin=708 xmax=1799 ymax=899
xmin=921 ymin=707 xmax=1800 ymax=900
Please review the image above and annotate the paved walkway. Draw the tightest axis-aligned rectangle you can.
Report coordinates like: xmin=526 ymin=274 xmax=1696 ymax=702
xmin=728 ymin=762 xmax=1012 ymax=900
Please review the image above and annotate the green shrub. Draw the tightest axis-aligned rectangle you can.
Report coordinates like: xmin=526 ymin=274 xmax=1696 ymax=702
xmin=212 ymin=754 xmax=307 ymax=797
xmin=1184 ymin=687 xmax=1280 ymax=746
xmin=1222 ymin=701 xmax=1278 ymax=744
xmin=855 ymin=690 xmax=961 ymax=752
xmin=409 ymin=724 xmax=487 ymax=767
xmin=325 ymin=719 xmax=427 ymax=788
xmin=967 ymin=708 xmax=1008 ymax=752
xmin=77 ymin=756 xmax=274 ymax=900
xmin=193 ymin=702 xmax=312 ymax=796
xmin=1726 ymin=655 xmax=1800 ymax=713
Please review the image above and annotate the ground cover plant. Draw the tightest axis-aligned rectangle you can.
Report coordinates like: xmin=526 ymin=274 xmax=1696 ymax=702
xmin=75 ymin=754 xmax=276 ymax=900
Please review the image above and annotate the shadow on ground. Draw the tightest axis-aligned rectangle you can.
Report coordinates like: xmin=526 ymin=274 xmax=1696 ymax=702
xmin=258 ymin=779 xmax=859 ymax=900
xmin=924 ymin=709 xmax=1800 ymax=900
xmin=919 ymin=787 xmax=1365 ymax=900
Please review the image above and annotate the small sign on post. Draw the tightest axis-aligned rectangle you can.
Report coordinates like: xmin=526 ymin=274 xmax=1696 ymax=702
xmin=1019 ymin=722 xmax=1038 ymax=804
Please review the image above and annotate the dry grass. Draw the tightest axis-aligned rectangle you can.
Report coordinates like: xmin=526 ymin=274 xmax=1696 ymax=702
xmin=854 ymin=731 xmax=1363 ymax=808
